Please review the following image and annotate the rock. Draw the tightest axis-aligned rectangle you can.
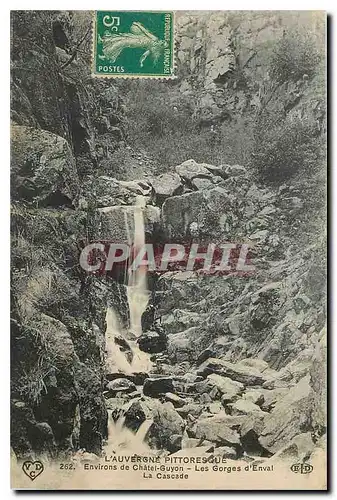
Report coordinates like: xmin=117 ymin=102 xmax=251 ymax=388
xmin=122 ymin=400 xmax=149 ymax=432
xmin=73 ymin=450 xmax=100 ymax=463
xmin=207 ymin=374 xmax=244 ymax=399
xmin=171 ymin=446 xmax=214 ymax=457
xmin=74 ymin=361 xmax=108 ymax=454
xmin=190 ymin=412 xmax=243 ymax=447
xmin=117 ymin=179 xmax=152 ymax=196
xmin=11 ymin=124 xmax=79 ymax=206
xmin=271 ymin=432 xmax=314 ymax=462
xmin=262 ymin=378 xmax=290 ymax=390
xmin=260 ymin=388 xmax=288 ymax=412
xmin=91 ymin=176 xmax=138 ymax=207
xmin=105 ymin=372 xmax=148 ymax=386
xmin=196 ymin=349 xmax=216 ymax=366
xmin=168 ymin=434 xmax=183 ymax=451
xmin=105 ymin=398 xmax=123 ymax=413
xmin=240 ymin=413 xmax=266 ymax=440
xmin=143 ymin=377 xmax=174 ymax=397
xmin=137 ymin=331 xmax=167 ymax=354
xmin=208 ymin=402 xmax=222 ymax=414
xmin=203 ymin=164 xmax=227 ymax=178
xmin=239 ymin=413 xmax=268 ymax=456
xmin=238 ymin=358 xmax=270 ymax=373
xmin=126 ymin=391 xmax=142 ymax=400
xmin=106 ymin=378 xmax=137 ymax=396
xmin=209 ymin=386 xmax=220 ymax=400
xmin=167 ymin=329 xmax=197 ymax=363
xmin=228 ymin=399 xmax=265 ymax=416
xmin=151 ymin=172 xmax=183 ymax=204
xmin=221 ymin=393 xmax=238 ymax=405
xmin=96 ymin=204 xmax=160 ymax=243
xmin=197 ymin=358 xmax=268 ymax=386
xmin=248 ymin=283 xmax=281 ymax=332
xmin=182 ymin=373 xmax=203 ymax=384
xmin=213 ymin=446 xmax=237 ymax=459
xmin=162 ymin=187 xmax=237 ymax=240
xmin=294 ymin=294 xmax=311 ymax=313
xmin=279 ymin=196 xmax=303 ymax=210
xmin=275 ymin=348 xmax=314 ymax=384
xmin=258 ymin=205 xmax=277 ymax=216
xmin=223 ymin=164 xmax=247 ymax=178
xmin=113 ymin=334 xmax=133 ymax=364
xmin=164 ymin=393 xmax=186 ymax=408
xmin=162 ymin=310 xmax=202 ymax=334
xmin=146 ymin=402 xmax=185 ymax=452
xmin=176 ymin=404 xmax=204 ymax=418
xmin=259 ymin=375 xmax=312 ymax=453
xmin=249 ymin=229 xmax=269 ymax=242
xmin=243 ymin=390 xmax=265 ymax=406
xmin=182 ymin=437 xmax=213 ymax=449
xmin=191 ymin=379 xmax=214 ymax=394
xmin=191 ymin=177 xmax=215 ymax=190
xmin=175 ymin=159 xmax=213 ymax=181
xmin=29 ymin=422 xmax=56 ymax=457
xmin=199 ymin=393 xmax=213 ymax=404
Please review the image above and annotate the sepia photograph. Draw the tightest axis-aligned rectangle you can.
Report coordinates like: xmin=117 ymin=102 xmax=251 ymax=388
xmin=10 ymin=9 xmax=327 ymax=490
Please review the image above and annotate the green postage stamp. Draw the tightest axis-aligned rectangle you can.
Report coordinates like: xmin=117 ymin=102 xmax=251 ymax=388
xmin=93 ymin=11 xmax=174 ymax=78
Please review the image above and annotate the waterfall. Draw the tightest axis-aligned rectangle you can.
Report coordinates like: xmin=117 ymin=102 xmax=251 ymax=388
xmin=104 ymin=196 xmax=154 ymax=453
xmin=105 ymin=195 xmax=153 ymax=374
xmin=127 ymin=195 xmax=150 ymax=337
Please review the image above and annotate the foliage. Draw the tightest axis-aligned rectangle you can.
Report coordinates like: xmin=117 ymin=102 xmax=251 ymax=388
xmin=269 ymin=29 xmax=322 ymax=84
xmin=125 ymin=81 xmax=254 ymax=172
xmin=250 ymin=116 xmax=323 ymax=183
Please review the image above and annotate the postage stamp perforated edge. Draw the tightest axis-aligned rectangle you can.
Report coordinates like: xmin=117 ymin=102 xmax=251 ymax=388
xmin=91 ymin=10 xmax=176 ymax=79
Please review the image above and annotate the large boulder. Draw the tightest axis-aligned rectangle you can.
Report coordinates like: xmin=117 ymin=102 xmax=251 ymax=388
xmin=11 ymin=124 xmax=79 ymax=206
xmin=223 ymin=164 xmax=247 ymax=178
xmin=146 ymin=401 xmax=185 ymax=452
xmin=259 ymin=375 xmax=312 ymax=453
xmin=151 ymin=172 xmax=183 ymax=204
xmin=162 ymin=310 xmax=203 ymax=334
xmin=95 ymin=204 xmax=160 ymax=243
xmin=161 ymin=186 xmax=238 ymax=240
xmin=191 ymin=177 xmax=215 ymax=190
xmin=207 ymin=374 xmax=244 ymax=399
xmin=105 ymin=372 xmax=148 ymax=385
xmin=242 ymin=390 xmax=265 ymax=406
xmin=175 ymin=159 xmax=213 ymax=181
xmin=239 ymin=413 xmax=268 ymax=456
xmin=197 ymin=358 xmax=268 ymax=386
xmin=90 ymin=176 xmax=143 ymax=207
xmin=228 ymin=399 xmax=266 ymax=416
xmin=167 ymin=328 xmax=198 ymax=363
xmin=143 ymin=376 xmax=174 ymax=397
xmin=137 ymin=331 xmax=167 ymax=354
xmin=190 ymin=412 xmax=243 ymax=447
xmin=105 ymin=378 xmax=137 ymax=397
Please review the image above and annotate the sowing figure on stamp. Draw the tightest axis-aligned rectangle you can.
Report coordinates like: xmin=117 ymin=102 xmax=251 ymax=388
xmin=99 ymin=22 xmax=164 ymax=67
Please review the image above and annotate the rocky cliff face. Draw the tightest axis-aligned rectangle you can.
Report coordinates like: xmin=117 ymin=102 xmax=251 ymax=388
xmin=11 ymin=10 xmax=126 ymax=458
xmin=175 ymin=11 xmax=325 ymax=128
xmin=11 ymin=10 xmax=326 ymax=466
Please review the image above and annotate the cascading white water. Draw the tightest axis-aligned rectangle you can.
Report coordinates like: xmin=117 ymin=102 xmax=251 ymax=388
xmin=127 ymin=195 xmax=150 ymax=338
xmin=104 ymin=195 xmax=153 ymax=453
xmin=105 ymin=195 xmax=153 ymax=373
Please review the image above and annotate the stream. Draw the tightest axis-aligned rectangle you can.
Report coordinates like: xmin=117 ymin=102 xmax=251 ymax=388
xmin=104 ymin=195 xmax=154 ymax=454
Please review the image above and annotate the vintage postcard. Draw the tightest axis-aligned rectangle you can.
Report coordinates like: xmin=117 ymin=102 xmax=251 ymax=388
xmin=10 ymin=10 xmax=327 ymax=490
